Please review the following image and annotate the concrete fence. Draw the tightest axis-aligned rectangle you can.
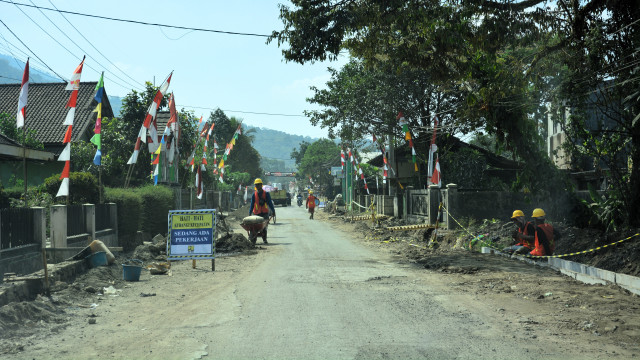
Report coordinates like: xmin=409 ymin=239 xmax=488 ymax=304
xmin=175 ymin=189 xmax=241 ymax=212
xmin=403 ymin=183 xmax=579 ymax=229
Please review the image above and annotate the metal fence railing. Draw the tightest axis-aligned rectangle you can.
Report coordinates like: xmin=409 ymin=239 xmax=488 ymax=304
xmin=0 ymin=208 xmax=37 ymax=249
xmin=95 ymin=204 xmax=111 ymax=231
xmin=66 ymin=205 xmax=86 ymax=236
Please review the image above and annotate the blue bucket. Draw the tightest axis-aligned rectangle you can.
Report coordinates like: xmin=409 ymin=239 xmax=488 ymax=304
xmin=85 ymin=251 xmax=108 ymax=268
xmin=122 ymin=259 xmax=143 ymax=281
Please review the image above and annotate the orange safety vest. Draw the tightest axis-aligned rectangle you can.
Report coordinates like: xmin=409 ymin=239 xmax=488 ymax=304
xmin=530 ymin=223 xmax=555 ymax=256
xmin=516 ymin=222 xmax=535 ymax=249
xmin=253 ymin=190 xmax=269 ymax=215
xmin=307 ymin=195 xmax=316 ymax=209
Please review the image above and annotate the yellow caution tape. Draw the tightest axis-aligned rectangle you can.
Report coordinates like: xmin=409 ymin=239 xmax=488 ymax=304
xmin=522 ymin=233 xmax=640 ymax=259
xmin=386 ymin=224 xmax=436 ymax=231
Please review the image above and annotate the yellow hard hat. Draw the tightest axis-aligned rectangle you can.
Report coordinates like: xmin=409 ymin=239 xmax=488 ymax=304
xmin=254 ymin=178 xmax=263 ymax=185
xmin=309 ymin=190 xmax=313 ymax=194
xmin=511 ymin=210 xmax=524 ymax=219
xmin=532 ymin=208 xmax=546 ymax=218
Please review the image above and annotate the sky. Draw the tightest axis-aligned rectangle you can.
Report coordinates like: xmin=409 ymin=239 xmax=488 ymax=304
xmin=0 ymin=0 xmax=348 ymax=138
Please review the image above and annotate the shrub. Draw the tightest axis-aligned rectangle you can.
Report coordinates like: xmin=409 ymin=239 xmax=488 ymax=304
xmin=43 ymin=172 xmax=100 ymax=204
xmin=136 ymin=185 xmax=175 ymax=237
xmin=104 ymin=187 xmax=142 ymax=251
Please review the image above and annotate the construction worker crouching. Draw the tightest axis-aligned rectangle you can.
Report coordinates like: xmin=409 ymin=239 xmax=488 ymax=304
xmin=503 ymin=210 xmax=535 ymax=255
xmin=249 ymin=178 xmax=276 ymax=244
xmin=528 ymin=208 xmax=555 ymax=257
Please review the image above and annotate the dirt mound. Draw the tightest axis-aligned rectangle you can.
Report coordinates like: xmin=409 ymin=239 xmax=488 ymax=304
xmin=228 ymin=204 xmax=252 ymax=222
xmin=216 ymin=233 xmax=253 ymax=253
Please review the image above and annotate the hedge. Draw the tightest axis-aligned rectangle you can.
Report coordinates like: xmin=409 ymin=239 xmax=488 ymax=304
xmin=43 ymin=172 xmax=100 ymax=204
xmin=136 ymin=185 xmax=174 ymax=237
xmin=104 ymin=187 xmax=143 ymax=251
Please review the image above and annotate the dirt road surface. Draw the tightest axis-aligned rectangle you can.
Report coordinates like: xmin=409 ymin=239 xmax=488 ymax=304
xmin=2 ymin=206 xmax=639 ymax=359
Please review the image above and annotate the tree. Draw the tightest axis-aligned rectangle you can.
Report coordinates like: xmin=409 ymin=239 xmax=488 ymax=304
xmin=209 ymin=109 xmax=262 ymax=184
xmin=290 ymin=140 xmax=310 ymax=166
xmin=298 ymin=139 xmax=340 ymax=196
xmin=0 ymin=112 xmax=43 ymax=149
xmin=306 ymin=59 xmax=462 ymax=142
xmin=270 ymin=0 xmax=640 ymax=226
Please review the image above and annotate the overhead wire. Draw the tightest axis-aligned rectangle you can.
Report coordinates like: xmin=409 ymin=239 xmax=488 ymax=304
xmin=46 ymin=0 xmax=145 ymax=90
xmin=0 ymin=18 xmax=65 ymax=81
xmin=8 ymin=0 xmax=140 ymax=91
xmin=1 ymin=0 xmax=271 ymax=37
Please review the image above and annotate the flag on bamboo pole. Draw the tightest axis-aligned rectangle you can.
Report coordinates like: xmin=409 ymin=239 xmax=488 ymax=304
xmin=428 ymin=117 xmax=438 ymax=177
xmin=165 ymin=93 xmax=179 ymax=165
xmin=90 ymin=72 xmax=104 ymax=165
xmin=57 ymin=57 xmax=85 ymax=197
xmin=195 ymin=165 xmax=203 ymax=199
xmin=340 ymin=148 xmax=345 ymax=172
xmin=397 ymin=112 xmax=418 ymax=171
xmin=217 ymin=123 xmax=242 ymax=183
xmin=431 ymin=156 xmax=441 ymax=188
xmin=128 ymin=71 xmax=172 ymax=164
xmin=16 ymin=59 xmax=29 ymax=128
xmin=201 ymin=123 xmax=214 ymax=168
xmin=143 ymin=72 xmax=173 ymax=153
xmin=373 ymin=133 xmax=389 ymax=184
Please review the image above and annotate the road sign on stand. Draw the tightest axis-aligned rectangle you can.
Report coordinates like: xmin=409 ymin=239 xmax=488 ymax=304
xmin=167 ymin=209 xmax=216 ymax=269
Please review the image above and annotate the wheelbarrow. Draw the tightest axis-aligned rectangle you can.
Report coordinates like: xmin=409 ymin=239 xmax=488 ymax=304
xmin=241 ymin=215 xmax=271 ymax=245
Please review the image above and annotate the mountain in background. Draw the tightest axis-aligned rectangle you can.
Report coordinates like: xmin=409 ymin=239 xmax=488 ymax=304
xmin=246 ymin=125 xmax=317 ymax=172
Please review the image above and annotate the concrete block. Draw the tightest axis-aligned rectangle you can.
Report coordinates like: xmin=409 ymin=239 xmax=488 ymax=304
xmin=585 ymin=266 xmax=616 ymax=283
xmin=574 ymin=272 xmax=608 ymax=285
xmin=559 ymin=268 xmax=577 ymax=279
xmin=616 ymin=273 xmax=640 ymax=295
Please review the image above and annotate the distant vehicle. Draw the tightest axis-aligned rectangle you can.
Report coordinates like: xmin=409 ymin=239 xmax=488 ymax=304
xmin=270 ymin=189 xmax=291 ymax=207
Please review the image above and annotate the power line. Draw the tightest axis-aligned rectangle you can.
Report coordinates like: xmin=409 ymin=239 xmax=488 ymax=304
xmin=1 ymin=0 xmax=271 ymax=37
xmin=8 ymin=0 xmax=141 ymax=92
xmin=0 ymin=18 xmax=66 ymax=81
xmin=46 ymin=0 xmax=145 ymax=90
xmin=180 ymin=105 xmax=306 ymax=117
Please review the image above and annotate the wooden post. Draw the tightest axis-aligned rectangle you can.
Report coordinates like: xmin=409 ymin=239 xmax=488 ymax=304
xmin=192 ymin=259 xmax=196 ymax=269
xmin=42 ymin=248 xmax=50 ymax=296
xmin=211 ymin=259 xmax=215 ymax=271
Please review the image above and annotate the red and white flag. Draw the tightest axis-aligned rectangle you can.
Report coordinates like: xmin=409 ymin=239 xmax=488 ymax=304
xmin=57 ymin=57 xmax=85 ymax=197
xmin=428 ymin=117 xmax=438 ymax=177
xmin=16 ymin=59 xmax=29 ymax=128
xmin=431 ymin=156 xmax=441 ymax=188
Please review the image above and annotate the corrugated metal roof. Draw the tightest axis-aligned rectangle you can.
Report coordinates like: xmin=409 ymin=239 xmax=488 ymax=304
xmin=0 ymin=82 xmax=114 ymax=147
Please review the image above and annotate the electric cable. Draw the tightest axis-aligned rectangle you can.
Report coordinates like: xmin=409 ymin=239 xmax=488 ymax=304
xmin=1 ymin=0 xmax=271 ymax=37
xmin=46 ymin=0 xmax=145 ymax=90
xmin=0 ymin=18 xmax=65 ymax=81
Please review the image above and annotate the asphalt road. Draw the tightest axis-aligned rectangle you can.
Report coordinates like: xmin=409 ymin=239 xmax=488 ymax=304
xmin=4 ymin=206 xmax=588 ymax=359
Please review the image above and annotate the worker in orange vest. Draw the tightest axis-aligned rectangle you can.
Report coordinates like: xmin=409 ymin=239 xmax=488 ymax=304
xmin=249 ymin=178 xmax=275 ymax=244
xmin=305 ymin=190 xmax=317 ymax=219
xmin=529 ymin=208 xmax=555 ymax=257
xmin=503 ymin=210 xmax=536 ymax=255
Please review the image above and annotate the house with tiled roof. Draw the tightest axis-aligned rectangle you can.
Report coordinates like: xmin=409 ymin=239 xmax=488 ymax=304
xmin=0 ymin=81 xmax=113 ymax=186
xmin=0 ymin=81 xmax=114 ymax=154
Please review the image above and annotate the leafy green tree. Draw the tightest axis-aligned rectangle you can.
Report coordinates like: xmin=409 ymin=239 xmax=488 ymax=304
xmin=209 ymin=109 xmax=262 ymax=182
xmin=306 ymin=59 xmax=461 ymax=142
xmin=0 ymin=112 xmax=43 ymax=149
xmin=290 ymin=140 xmax=310 ymax=166
xmin=298 ymin=139 xmax=340 ymax=196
